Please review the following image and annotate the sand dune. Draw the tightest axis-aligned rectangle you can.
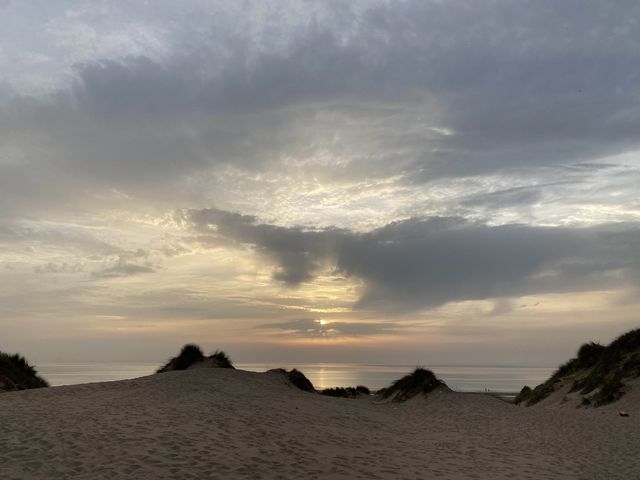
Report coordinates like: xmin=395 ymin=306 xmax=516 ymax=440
xmin=1 ymin=368 xmax=637 ymax=479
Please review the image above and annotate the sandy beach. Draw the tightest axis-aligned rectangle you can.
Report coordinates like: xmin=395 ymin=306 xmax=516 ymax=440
xmin=1 ymin=368 xmax=637 ymax=479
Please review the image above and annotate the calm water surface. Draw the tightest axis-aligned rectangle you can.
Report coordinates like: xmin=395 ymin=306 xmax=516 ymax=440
xmin=38 ymin=362 xmax=553 ymax=392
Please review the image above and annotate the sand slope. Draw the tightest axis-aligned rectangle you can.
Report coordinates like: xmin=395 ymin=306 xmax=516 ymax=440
xmin=1 ymin=368 xmax=638 ymax=479
xmin=531 ymin=374 xmax=640 ymax=410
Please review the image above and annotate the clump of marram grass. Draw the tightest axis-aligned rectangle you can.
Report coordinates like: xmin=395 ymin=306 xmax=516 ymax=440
xmin=380 ymin=368 xmax=447 ymax=402
xmin=267 ymin=368 xmax=316 ymax=392
xmin=577 ymin=342 xmax=606 ymax=368
xmin=157 ymin=344 xmax=234 ymax=373
xmin=525 ymin=379 xmax=558 ymax=406
xmin=210 ymin=350 xmax=233 ymax=369
xmin=570 ymin=331 xmax=640 ymax=405
xmin=552 ymin=342 xmax=606 ymax=384
xmin=514 ymin=386 xmax=532 ymax=405
xmin=321 ymin=385 xmax=371 ymax=398
xmin=622 ymin=352 xmax=640 ymax=378
xmin=286 ymin=369 xmax=316 ymax=392
xmin=0 ymin=351 xmax=49 ymax=391
xmin=525 ymin=328 xmax=640 ymax=407
xmin=591 ymin=376 xmax=625 ymax=406
xmin=173 ymin=344 xmax=205 ymax=370
xmin=157 ymin=344 xmax=204 ymax=372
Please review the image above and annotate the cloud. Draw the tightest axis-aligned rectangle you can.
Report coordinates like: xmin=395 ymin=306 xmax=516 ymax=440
xmin=93 ymin=261 xmax=155 ymax=279
xmin=489 ymin=298 xmax=516 ymax=316
xmin=186 ymin=208 xmax=349 ymax=285
xmin=187 ymin=208 xmax=640 ymax=312
xmin=1 ymin=0 xmax=639 ymax=222
xmin=71 ymin=56 xmax=194 ymax=117
xmin=63 ymin=1 xmax=640 ymax=179
xmin=257 ymin=318 xmax=400 ymax=338
xmin=459 ymin=182 xmax=573 ymax=210
xmin=34 ymin=262 xmax=84 ymax=274
xmin=0 ymin=220 xmax=119 ymax=256
xmin=92 ymin=250 xmax=156 ymax=279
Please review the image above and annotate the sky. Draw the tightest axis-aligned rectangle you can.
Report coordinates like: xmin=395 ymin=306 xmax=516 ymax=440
xmin=1 ymin=0 xmax=639 ymax=367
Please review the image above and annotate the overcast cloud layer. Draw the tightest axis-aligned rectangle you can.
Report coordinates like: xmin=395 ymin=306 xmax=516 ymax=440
xmin=1 ymin=1 xmax=639 ymax=365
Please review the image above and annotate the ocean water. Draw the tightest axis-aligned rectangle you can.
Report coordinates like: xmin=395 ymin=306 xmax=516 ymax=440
xmin=37 ymin=362 xmax=553 ymax=393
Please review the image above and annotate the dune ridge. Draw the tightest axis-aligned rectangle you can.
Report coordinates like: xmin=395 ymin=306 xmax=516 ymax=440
xmin=516 ymin=328 xmax=640 ymax=408
xmin=0 ymin=367 xmax=638 ymax=479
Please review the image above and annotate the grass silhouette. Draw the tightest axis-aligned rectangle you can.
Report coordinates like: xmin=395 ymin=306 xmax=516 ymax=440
xmin=321 ymin=385 xmax=371 ymax=398
xmin=210 ymin=350 xmax=233 ymax=369
xmin=157 ymin=344 xmax=234 ymax=373
xmin=379 ymin=367 xmax=447 ymax=401
xmin=0 ymin=351 xmax=49 ymax=391
xmin=524 ymin=328 xmax=640 ymax=407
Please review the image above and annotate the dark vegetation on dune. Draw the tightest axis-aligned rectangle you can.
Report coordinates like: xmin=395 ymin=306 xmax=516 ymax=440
xmin=210 ymin=350 xmax=234 ymax=369
xmin=378 ymin=368 xmax=447 ymax=401
xmin=513 ymin=386 xmax=532 ymax=405
xmin=157 ymin=344 xmax=234 ymax=373
xmin=268 ymin=368 xmax=316 ymax=392
xmin=286 ymin=368 xmax=316 ymax=392
xmin=321 ymin=385 xmax=370 ymax=398
xmin=0 ymin=351 xmax=49 ymax=392
xmin=516 ymin=328 xmax=640 ymax=407
xmin=168 ymin=344 xmax=204 ymax=371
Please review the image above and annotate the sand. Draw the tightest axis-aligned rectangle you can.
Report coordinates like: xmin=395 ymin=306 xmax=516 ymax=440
xmin=1 ymin=368 xmax=638 ymax=479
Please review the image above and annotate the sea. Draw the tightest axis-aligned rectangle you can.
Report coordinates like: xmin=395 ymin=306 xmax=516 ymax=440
xmin=36 ymin=363 xmax=553 ymax=393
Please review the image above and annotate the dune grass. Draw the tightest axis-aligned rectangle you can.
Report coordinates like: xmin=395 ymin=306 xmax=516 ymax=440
xmin=0 ymin=351 xmax=49 ymax=391
xmin=380 ymin=367 xmax=446 ymax=401
xmin=286 ymin=369 xmax=316 ymax=392
xmin=210 ymin=350 xmax=234 ymax=369
xmin=321 ymin=385 xmax=371 ymax=398
xmin=525 ymin=328 xmax=640 ymax=407
xmin=267 ymin=368 xmax=316 ymax=392
xmin=513 ymin=386 xmax=532 ymax=405
xmin=157 ymin=344 xmax=236 ymax=373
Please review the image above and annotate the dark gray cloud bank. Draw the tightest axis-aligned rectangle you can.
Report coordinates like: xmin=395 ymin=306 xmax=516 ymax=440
xmin=187 ymin=208 xmax=640 ymax=312
xmin=66 ymin=0 xmax=640 ymax=176
xmin=1 ymin=0 xmax=640 ymax=220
